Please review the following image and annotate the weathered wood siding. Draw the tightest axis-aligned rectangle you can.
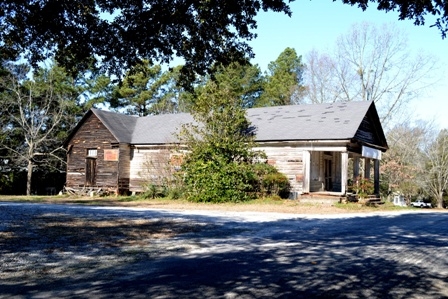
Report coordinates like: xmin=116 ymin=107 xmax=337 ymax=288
xmin=354 ymin=115 xmax=379 ymax=145
xmin=129 ymin=147 xmax=174 ymax=192
xmin=66 ymin=113 xmax=121 ymax=191
xmin=257 ymin=146 xmax=305 ymax=194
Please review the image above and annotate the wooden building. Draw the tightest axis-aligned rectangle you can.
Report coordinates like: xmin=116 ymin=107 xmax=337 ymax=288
xmin=64 ymin=101 xmax=388 ymax=197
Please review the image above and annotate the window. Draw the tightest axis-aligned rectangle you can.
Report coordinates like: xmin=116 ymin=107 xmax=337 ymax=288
xmin=87 ymin=149 xmax=98 ymax=157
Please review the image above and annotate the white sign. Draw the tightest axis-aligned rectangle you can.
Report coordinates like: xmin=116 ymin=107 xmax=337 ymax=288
xmin=362 ymin=146 xmax=382 ymax=160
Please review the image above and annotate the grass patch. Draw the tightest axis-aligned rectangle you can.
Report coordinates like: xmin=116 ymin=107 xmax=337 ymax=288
xmin=0 ymin=195 xmax=438 ymax=214
xmin=0 ymin=195 xmax=59 ymax=202
xmin=334 ymin=201 xmax=414 ymax=211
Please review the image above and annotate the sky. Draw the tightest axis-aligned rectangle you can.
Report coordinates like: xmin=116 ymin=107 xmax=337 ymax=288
xmin=245 ymin=1 xmax=448 ymax=130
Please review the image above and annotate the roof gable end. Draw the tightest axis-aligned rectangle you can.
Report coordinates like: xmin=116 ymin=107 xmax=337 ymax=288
xmin=353 ymin=103 xmax=388 ymax=150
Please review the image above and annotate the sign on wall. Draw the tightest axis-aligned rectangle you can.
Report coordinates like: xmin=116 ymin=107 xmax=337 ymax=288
xmin=104 ymin=149 xmax=119 ymax=161
xmin=362 ymin=146 xmax=381 ymax=160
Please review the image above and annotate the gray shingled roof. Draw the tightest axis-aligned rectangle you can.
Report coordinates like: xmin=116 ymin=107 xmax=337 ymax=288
xmin=248 ymin=101 xmax=372 ymax=141
xmin=132 ymin=113 xmax=194 ymax=144
xmin=91 ymin=109 xmax=138 ymax=143
xmin=91 ymin=101 xmax=375 ymax=144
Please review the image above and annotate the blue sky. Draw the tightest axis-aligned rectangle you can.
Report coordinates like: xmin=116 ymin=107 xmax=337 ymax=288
xmin=246 ymin=1 xmax=448 ymax=130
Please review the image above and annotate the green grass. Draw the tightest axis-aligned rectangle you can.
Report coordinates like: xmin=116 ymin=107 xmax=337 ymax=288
xmin=0 ymin=195 xmax=61 ymax=202
xmin=0 ymin=194 xmax=439 ymax=214
xmin=334 ymin=201 xmax=413 ymax=211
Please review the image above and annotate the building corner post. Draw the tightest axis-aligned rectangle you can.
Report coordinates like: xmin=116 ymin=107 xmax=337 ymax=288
xmin=374 ymin=159 xmax=380 ymax=195
xmin=303 ymin=150 xmax=310 ymax=193
xmin=341 ymin=152 xmax=349 ymax=195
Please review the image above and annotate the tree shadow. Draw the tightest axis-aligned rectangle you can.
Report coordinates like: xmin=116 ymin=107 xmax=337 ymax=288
xmin=1 ymin=203 xmax=447 ymax=298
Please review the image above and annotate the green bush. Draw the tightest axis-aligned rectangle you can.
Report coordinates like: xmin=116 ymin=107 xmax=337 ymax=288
xmin=262 ymin=172 xmax=290 ymax=198
xmin=141 ymin=184 xmax=167 ymax=199
xmin=167 ymin=186 xmax=184 ymax=200
xmin=252 ymin=163 xmax=290 ymax=198
xmin=352 ymin=177 xmax=374 ymax=199
xmin=183 ymin=157 xmax=257 ymax=203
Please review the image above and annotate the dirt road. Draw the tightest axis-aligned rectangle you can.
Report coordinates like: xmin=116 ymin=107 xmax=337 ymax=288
xmin=1 ymin=202 xmax=447 ymax=298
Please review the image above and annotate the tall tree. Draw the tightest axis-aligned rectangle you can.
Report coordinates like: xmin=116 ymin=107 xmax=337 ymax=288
xmin=110 ymin=61 xmax=184 ymax=116
xmin=149 ymin=65 xmax=192 ymax=114
xmin=211 ymin=62 xmax=264 ymax=108
xmin=423 ymin=129 xmax=448 ymax=208
xmin=0 ymin=63 xmax=82 ymax=195
xmin=303 ymin=22 xmax=438 ymax=127
xmin=303 ymin=49 xmax=342 ymax=104
xmin=380 ymin=122 xmax=428 ymax=201
xmin=80 ymin=72 xmax=114 ymax=110
xmin=256 ymin=47 xmax=305 ymax=107
xmin=180 ymin=64 xmax=262 ymax=202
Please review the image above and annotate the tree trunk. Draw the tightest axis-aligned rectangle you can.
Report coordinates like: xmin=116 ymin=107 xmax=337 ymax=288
xmin=437 ymin=192 xmax=444 ymax=209
xmin=26 ymin=159 xmax=33 ymax=196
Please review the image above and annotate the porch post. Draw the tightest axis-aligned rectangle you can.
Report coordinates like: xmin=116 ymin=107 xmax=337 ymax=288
xmin=353 ymin=156 xmax=360 ymax=180
xmin=364 ymin=158 xmax=371 ymax=179
xmin=303 ymin=150 xmax=310 ymax=193
xmin=374 ymin=159 xmax=380 ymax=195
xmin=341 ymin=152 xmax=349 ymax=195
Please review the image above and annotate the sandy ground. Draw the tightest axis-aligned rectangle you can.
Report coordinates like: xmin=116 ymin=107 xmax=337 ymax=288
xmin=1 ymin=195 xmax=435 ymax=214
xmin=1 ymin=201 xmax=447 ymax=298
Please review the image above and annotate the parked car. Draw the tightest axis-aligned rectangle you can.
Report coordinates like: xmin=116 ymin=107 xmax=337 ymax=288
xmin=411 ymin=200 xmax=432 ymax=208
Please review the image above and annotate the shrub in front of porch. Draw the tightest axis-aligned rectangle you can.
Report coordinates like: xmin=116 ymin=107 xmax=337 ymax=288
xmin=352 ymin=177 xmax=375 ymax=202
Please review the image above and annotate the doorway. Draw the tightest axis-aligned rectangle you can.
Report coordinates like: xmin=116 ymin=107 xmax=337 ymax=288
xmin=85 ymin=157 xmax=96 ymax=186
xmin=324 ymin=156 xmax=333 ymax=191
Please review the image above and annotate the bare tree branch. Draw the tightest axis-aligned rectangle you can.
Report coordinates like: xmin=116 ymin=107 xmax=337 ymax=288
xmin=303 ymin=22 xmax=439 ymax=129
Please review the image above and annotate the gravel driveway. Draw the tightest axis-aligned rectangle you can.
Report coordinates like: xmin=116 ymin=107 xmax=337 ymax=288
xmin=1 ymin=202 xmax=448 ymax=299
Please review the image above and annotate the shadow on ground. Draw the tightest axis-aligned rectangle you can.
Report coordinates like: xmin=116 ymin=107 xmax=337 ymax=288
xmin=0 ymin=203 xmax=447 ymax=299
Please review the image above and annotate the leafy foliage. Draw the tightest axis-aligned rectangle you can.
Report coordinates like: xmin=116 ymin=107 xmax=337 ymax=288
xmin=210 ymin=61 xmax=264 ymax=108
xmin=110 ymin=61 xmax=188 ymax=115
xmin=256 ymin=47 xmax=305 ymax=107
xmin=1 ymin=0 xmax=446 ymax=87
xmin=180 ymin=63 xmax=264 ymax=202
xmin=0 ymin=0 xmax=292 ymax=83
xmin=252 ymin=163 xmax=290 ymax=198
xmin=352 ymin=177 xmax=374 ymax=199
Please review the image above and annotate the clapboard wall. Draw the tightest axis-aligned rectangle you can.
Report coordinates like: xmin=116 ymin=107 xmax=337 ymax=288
xmin=66 ymin=113 xmax=125 ymax=192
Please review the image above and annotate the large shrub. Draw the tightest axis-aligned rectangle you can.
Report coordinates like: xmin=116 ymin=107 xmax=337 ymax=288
xmin=252 ymin=163 xmax=290 ymax=198
xmin=183 ymin=157 xmax=257 ymax=203
xmin=180 ymin=63 xmax=263 ymax=203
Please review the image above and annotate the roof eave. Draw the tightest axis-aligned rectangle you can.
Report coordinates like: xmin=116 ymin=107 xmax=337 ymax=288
xmin=255 ymin=138 xmax=353 ymax=144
